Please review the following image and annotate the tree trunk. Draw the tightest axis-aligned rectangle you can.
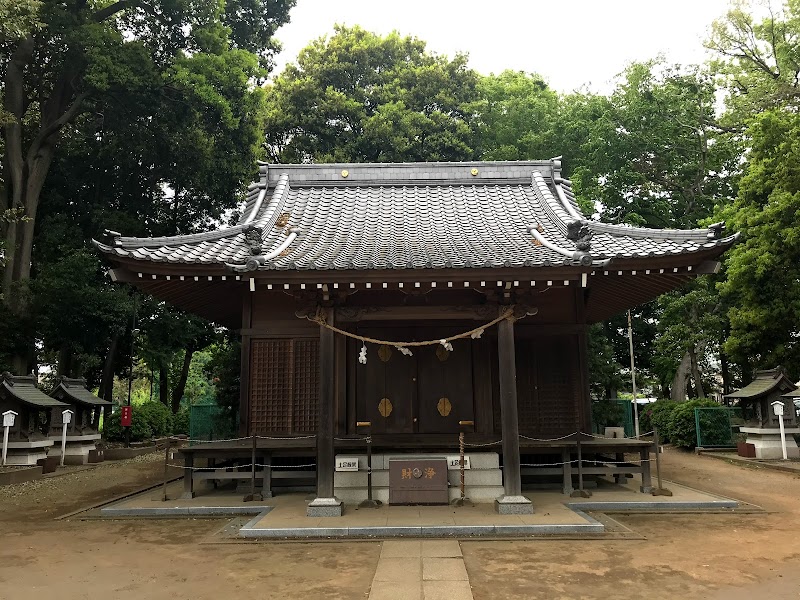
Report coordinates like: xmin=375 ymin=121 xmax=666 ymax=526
xmin=689 ymin=346 xmax=705 ymax=399
xmin=159 ymin=364 xmax=169 ymax=407
xmin=100 ymin=334 xmax=120 ymax=402
xmin=57 ymin=345 xmax=73 ymax=377
xmin=171 ymin=347 xmax=194 ymax=414
xmin=671 ymin=351 xmax=691 ymax=401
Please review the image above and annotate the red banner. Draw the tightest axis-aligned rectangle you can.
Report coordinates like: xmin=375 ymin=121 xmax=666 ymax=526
xmin=120 ymin=405 xmax=132 ymax=427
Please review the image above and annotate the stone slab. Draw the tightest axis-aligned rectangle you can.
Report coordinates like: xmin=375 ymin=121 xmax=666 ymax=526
xmin=373 ymin=557 xmax=421 ymax=582
xmin=422 ymin=580 xmax=474 ymax=600
xmin=368 ymin=580 xmax=422 ymax=600
xmin=306 ymin=497 xmax=344 ymax=517
xmin=421 ymin=540 xmax=462 ymax=558
xmin=422 ymin=557 xmax=468 ymax=581
xmin=494 ymin=496 xmax=534 ymax=515
xmin=101 ymin=505 xmax=272 ymax=517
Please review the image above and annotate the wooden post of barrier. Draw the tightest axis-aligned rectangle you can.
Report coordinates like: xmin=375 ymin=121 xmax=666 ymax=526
xmin=357 ymin=421 xmax=381 ymax=508
xmin=243 ymin=434 xmax=263 ymax=502
xmin=651 ymin=428 xmax=672 ymax=496
xmin=452 ymin=420 xmax=474 ymax=506
xmin=161 ymin=438 xmax=171 ymax=501
xmin=570 ymin=434 xmax=592 ymax=498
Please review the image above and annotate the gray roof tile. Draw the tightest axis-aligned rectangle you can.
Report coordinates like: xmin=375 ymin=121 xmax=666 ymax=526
xmin=94 ymin=160 xmax=738 ymax=272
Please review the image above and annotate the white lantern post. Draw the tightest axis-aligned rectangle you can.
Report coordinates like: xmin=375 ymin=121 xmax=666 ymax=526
xmin=771 ymin=400 xmax=788 ymax=460
xmin=2 ymin=410 xmax=18 ymax=466
xmin=60 ymin=409 xmax=73 ymax=467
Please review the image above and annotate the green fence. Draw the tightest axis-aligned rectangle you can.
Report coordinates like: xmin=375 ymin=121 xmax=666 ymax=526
xmin=694 ymin=407 xmax=744 ymax=448
xmin=189 ymin=402 xmax=238 ymax=444
xmin=592 ymin=399 xmax=635 ymax=438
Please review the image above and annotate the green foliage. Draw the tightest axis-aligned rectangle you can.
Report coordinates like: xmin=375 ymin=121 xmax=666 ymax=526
xmin=103 ymin=401 xmax=176 ymax=442
xmin=567 ymin=60 xmax=737 ymax=228
xmin=204 ymin=335 xmax=241 ymax=419
xmin=719 ymin=107 xmax=800 ymax=374
xmin=639 ymin=400 xmax=680 ymax=441
xmin=666 ymin=399 xmax=724 ymax=448
xmin=264 ymin=25 xmax=481 ymax=163
xmin=171 ymin=406 xmax=191 ymax=436
xmin=473 ymin=70 xmax=561 ymax=161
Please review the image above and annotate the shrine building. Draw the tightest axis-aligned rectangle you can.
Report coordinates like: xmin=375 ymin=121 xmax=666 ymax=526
xmin=95 ymin=159 xmax=737 ymax=516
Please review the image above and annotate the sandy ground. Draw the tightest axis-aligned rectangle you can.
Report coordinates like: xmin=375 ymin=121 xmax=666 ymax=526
xmin=463 ymin=447 xmax=800 ymax=599
xmin=0 ymin=448 xmax=797 ymax=599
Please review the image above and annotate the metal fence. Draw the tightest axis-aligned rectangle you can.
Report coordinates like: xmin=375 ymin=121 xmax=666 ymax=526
xmin=694 ymin=407 xmax=744 ymax=448
xmin=189 ymin=402 xmax=238 ymax=444
xmin=592 ymin=399 xmax=635 ymax=438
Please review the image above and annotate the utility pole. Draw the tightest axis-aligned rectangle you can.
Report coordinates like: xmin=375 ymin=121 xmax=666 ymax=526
xmin=125 ymin=295 xmax=138 ymax=448
xmin=628 ymin=310 xmax=641 ymax=438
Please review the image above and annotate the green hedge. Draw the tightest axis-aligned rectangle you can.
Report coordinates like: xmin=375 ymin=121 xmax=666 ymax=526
xmin=639 ymin=398 xmax=725 ymax=448
xmin=103 ymin=402 xmax=190 ymax=442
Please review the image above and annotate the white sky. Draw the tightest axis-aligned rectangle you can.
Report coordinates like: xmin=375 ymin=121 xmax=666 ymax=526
xmin=272 ymin=0 xmax=735 ymax=93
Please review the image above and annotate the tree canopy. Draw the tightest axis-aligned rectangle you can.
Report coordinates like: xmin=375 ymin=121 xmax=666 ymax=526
xmin=264 ymin=25 xmax=480 ymax=163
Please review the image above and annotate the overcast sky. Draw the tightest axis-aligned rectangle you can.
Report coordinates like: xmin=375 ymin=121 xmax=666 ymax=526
xmin=271 ymin=0 xmax=736 ymax=93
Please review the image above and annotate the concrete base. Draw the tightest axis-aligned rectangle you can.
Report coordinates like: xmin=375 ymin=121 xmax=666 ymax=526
xmin=3 ymin=440 xmax=54 ymax=466
xmin=306 ymin=496 xmax=344 ymax=517
xmin=740 ymin=427 xmax=800 ymax=459
xmin=47 ymin=436 xmax=100 ymax=465
xmin=334 ymin=452 xmax=504 ymax=505
xmin=494 ymin=495 xmax=534 ymax=515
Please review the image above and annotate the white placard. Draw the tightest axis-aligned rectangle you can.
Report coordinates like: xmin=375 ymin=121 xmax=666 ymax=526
xmin=772 ymin=400 xmax=785 ymax=417
xmin=335 ymin=457 xmax=359 ymax=472
xmin=62 ymin=409 xmax=74 ymax=424
xmin=2 ymin=410 xmax=17 ymax=427
xmin=446 ymin=455 xmax=470 ymax=470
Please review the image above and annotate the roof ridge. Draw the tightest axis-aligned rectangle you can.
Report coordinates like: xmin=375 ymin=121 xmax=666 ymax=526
xmin=588 ymin=221 xmax=721 ymax=241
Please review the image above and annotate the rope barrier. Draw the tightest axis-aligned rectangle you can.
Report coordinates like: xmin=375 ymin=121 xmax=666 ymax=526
xmin=169 ymin=462 xmax=318 ymax=471
xmin=463 ymin=439 xmax=503 ymax=447
xmin=304 ymin=306 xmax=518 ymax=349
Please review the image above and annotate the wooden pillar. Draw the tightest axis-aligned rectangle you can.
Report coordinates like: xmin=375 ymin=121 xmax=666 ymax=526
xmin=495 ymin=314 xmax=533 ymax=513
xmin=307 ymin=306 xmax=343 ymax=516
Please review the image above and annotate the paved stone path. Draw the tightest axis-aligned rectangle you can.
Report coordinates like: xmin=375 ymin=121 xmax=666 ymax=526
xmin=368 ymin=540 xmax=474 ymax=600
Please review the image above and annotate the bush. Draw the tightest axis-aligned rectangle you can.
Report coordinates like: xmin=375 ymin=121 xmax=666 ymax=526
xmin=170 ymin=407 xmax=190 ymax=436
xmin=667 ymin=398 xmax=723 ymax=448
xmin=102 ymin=401 xmax=175 ymax=442
xmin=639 ymin=400 xmax=678 ymax=440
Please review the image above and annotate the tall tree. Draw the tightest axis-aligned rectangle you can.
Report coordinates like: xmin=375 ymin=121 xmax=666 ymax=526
xmin=263 ymin=25 xmax=481 ymax=163
xmin=473 ymin=70 xmax=561 ymax=161
xmin=1 ymin=0 xmax=293 ymax=373
xmin=565 ymin=61 xmax=738 ymax=397
xmin=709 ymin=1 xmax=800 ymax=379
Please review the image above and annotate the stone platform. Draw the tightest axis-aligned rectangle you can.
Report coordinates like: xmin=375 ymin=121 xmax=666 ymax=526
xmin=96 ymin=477 xmax=740 ymax=539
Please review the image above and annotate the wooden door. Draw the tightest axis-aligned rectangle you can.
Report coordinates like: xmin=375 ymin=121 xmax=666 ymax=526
xmin=355 ymin=335 xmax=416 ymax=434
xmin=416 ymin=338 xmax=475 ymax=434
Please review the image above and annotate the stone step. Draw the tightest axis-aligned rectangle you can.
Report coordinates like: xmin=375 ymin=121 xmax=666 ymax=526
xmin=335 ymin=469 xmax=502 ymax=488
xmin=335 ymin=485 xmax=505 ymax=505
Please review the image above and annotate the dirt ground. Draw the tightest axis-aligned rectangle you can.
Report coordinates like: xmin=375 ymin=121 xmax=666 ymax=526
xmin=0 ymin=448 xmax=798 ymax=600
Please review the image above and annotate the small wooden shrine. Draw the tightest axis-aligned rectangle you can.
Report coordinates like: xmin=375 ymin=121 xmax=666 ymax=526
xmin=0 ymin=373 xmax=68 ymax=465
xmin=726 ymin=367 xmax=800 ymax=459
xmin=48 ymin=377 xmax=111 ymax=464
xmin=95 ymin=159 xmax=738 ymax=515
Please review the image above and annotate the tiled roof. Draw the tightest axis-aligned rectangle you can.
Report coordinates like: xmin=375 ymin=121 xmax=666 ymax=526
xmin=726 ymin=368 xmax=797 ymax=399
xmin=94 ymin=160 xmax=738 ymax=272
xmin=51 ymin=378 xmax=112 ymax=407
xmin=0 ymin=374 xmax=69 ymax=408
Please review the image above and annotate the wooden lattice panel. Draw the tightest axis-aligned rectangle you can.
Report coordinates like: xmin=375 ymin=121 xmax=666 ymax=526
xmin=250 ymin=339 xmax=293 ymax=434
xmin=292 ymin=339 xmax=319 ymax=433
xmin=535 ymin=336 xmax=580 ymax=436
xmin=514 ymin=336 xmax=581 ymax=437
